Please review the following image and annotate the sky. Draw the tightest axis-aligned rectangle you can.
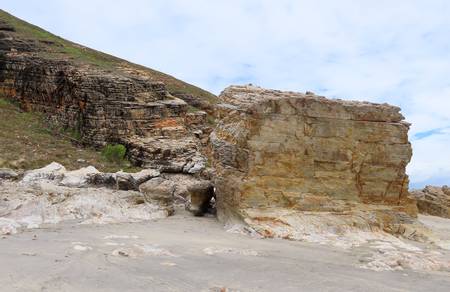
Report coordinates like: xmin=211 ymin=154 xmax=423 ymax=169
xmin=2 ymin=0 xmax=450 ymax=188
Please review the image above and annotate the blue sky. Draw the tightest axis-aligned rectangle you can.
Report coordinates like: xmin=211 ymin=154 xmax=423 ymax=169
xmin=3 ymin=0 xmax=450 ymax=188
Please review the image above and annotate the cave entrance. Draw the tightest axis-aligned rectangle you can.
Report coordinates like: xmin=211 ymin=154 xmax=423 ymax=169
xmin=188 ymin=185 xmax=216 ymax=217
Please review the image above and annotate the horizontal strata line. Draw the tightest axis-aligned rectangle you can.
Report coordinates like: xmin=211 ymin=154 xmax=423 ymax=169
xmin=245 ymin=141 xmax=409 ymax=146
xmin=83 ymin=116 xmax=182 ymax=120
xmin=246 ymin=113 xmax=406 ymax=124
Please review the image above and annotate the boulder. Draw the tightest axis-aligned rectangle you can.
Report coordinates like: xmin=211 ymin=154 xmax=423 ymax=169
xmin=21 ymin=162 xmax=66 ymax=185
xmin=183 ymin=155 xmax=207 ymax=174
xmin=411 ymin=186 xmax=450 ymax=218
xmin=115 ymin=172 xmax=135 ymax=190
xmin=88 ymin=172 xmax=117 ymax=188
xmin=139 ymin=177 xmax=176 ymax=215
xmin=160 ymin=173 xmax=206 ymax=199
xmin=158 ymin=173 xmax=215 ymax=215
xmin=131 ymin=169 xmax=161 ymax=186
xmin=0 ymin=168 xmax=18 ymax=180
xmin=115 ymin=168 xmax=161 ymax=190
xmin=59 ymin=166 xmax=99 ymax=188
xmin=18 ymin=163 xmax=160 ymax=191
xmin=0 ymin=218 xmax=20 ymax=235
xmin=88 ymin=169 xmax=160 ymax=190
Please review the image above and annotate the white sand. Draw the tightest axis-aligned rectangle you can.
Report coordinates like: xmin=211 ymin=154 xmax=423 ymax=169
xmin=0 ymin=211 xmax=449 ymax=292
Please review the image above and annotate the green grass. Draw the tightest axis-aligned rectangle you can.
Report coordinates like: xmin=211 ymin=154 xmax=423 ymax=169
xmin=0 ymin=98 xmax=11 ymax=106
xmin=0 ymin=98 xmax=139 ymax=172
xmin=187 ymin=105 xmax=201 ymax=113
xmin=101 ymin=144 xmax=127 ymax=165
xmin=0 ymin=9 xmax=118 ymax=68
xmin=0 ymin=9 xmax=218 ymax=103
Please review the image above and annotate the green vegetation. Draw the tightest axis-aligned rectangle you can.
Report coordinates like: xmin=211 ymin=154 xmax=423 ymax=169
xmin=0 ymin=9 xmax=119 ymax=68
xmin=0 ymin=9 xmax=218 ymax=103
xmin=0 ymin=98 xmax=138 ymax=172
xmin=101 ymin=144 xmax=127 ymax=165
xmin=187 ymin=105 xmax=201 ymax=113
xmin=0 ymin=98 xmax=11 ymax=106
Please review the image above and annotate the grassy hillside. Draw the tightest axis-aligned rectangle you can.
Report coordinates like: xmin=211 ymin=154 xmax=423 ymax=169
xmin=0 ymin=9 xmax=218 ymax=104
xmin=0 ymin=98 xmax=138 ymax=172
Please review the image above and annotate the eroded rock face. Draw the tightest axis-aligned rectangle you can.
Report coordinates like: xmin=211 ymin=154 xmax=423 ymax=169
xmin=139 ymin=177 xmax=176 ymax=215
xmin=4 ymin=162 xmax=215 ymax=224
xmin=0 ymin=20 xmax=210 ymax=173
xmin=211 ymin=85 xmax=417 ymax=237
xmin=0 ymin=162 xmax=216 ymax=234
xmin=411 ymin=186 xmax=450 ymax=218
xmin=0 ymin=180 xmax=167 ymax=234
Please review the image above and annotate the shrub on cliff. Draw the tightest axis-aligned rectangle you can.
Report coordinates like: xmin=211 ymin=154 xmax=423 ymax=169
xmin=101 ymin=144 xmax=127 ymax=164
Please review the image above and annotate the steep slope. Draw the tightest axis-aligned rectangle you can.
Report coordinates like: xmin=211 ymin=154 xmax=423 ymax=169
xmin=0 ymin=9 xmax=213 ymax=174
xmin=0 ymin=9 xmax=217 ymax=105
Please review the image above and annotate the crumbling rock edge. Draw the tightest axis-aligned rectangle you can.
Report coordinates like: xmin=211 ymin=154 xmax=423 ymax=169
xmin=0 ymin=162 xmax=214 ymax=236
xmin=411 ymin=185 xmax=450 ymax=218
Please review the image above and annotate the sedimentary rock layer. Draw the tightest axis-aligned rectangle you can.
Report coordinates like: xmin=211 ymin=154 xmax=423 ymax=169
xmin=411 ymin=186 xmax=450 ymax=218
xmin=211 ymin=85 xmax=417 ymax=236
xmin=0 ymin=16 xmax=211 ymax=172
xmin=0 ymin=55 xmax=188 ymax=145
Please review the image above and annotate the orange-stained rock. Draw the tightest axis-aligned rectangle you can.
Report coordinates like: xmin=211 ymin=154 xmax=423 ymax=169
xmin=211 ymin=85 xmax=418 ymax=238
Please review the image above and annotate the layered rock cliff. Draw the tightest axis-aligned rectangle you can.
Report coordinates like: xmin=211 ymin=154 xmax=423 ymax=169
xmin=0 ymin=10 xmax=215 ymax=173
xmin=211 ymin=85 xmax=418 ymax=238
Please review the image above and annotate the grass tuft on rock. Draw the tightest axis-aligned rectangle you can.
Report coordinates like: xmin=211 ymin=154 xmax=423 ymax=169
xmin=101 ymin=144 xmax=127 ymax=164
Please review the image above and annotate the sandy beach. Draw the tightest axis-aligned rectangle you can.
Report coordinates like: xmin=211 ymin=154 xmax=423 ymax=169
xmin=1 ymin=211 xmax=449 ymax=292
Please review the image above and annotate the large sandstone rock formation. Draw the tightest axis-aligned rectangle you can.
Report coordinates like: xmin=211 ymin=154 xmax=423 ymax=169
xmin=211 ymin=85 xmax=417 ymax=238
xmin=411 ymin=186 xmax=450 ymax=218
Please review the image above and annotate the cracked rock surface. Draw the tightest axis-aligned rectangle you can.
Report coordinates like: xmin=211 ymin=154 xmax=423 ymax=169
xmin=411 ymin=185 xmax=450 ymax=218
xmin=211 ymin=85 xmax=417 ymax=238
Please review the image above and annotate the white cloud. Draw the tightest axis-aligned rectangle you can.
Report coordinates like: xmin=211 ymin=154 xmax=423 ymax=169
xmin=408 ymin=132 xmax=450 ymax=188
xmin=3 ymin=0 xmax=450 ymax=187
